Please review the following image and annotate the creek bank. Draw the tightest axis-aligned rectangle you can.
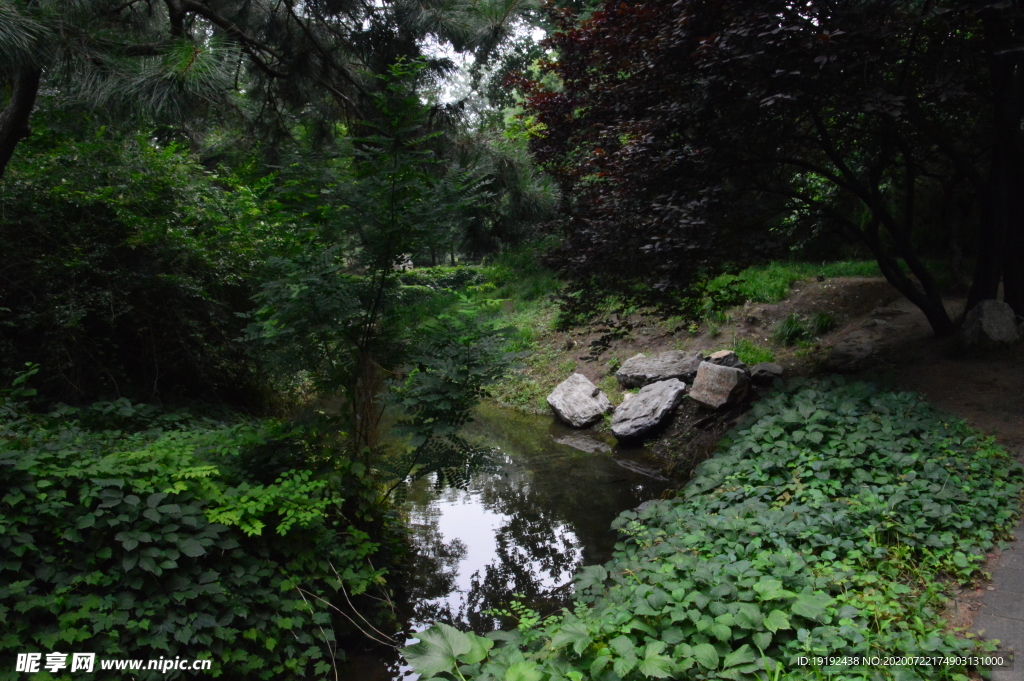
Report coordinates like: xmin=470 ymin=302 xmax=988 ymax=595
xmin=610 ymin=378 xmax=687 ymax=440
xmin=339 ymin=401 xmax=671 ymax=681
xmin=543 ymin=349 xmax=779 ymax=482
xmin=546 ymin=373 xmax=613 ymax=427
xmin=406 ymin=380 xmax=1023 ymax=681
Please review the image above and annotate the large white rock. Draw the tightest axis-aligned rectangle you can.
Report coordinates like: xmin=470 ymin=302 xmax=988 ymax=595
xmin=962 ymin=300 xmax=1019 ymax=347
xmin=611 ymin=379 xmax=687 ymax=440
xmin=688 ymin=361 xmax=750 ymax=410
xmin=615 ymin=351 xmax=705 ymax=388
xmin=546 ymin=374 xmax=613 ymax=428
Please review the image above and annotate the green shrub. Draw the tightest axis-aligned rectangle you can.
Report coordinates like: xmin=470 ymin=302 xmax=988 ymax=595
xmin=407 ymin=379 xmax=1022 ymax=680
xmin=772 ymin=314 xmax=808 ymax=346
xmin=482 ymin=246 xmax=560 ymax=303
xmin=0 ymin=121 xmax=271 ymax=404
xmin=0 ymin=394 xmax=390 ymax=680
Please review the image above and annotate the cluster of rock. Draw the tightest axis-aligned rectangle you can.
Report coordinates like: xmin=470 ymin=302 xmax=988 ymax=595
xmin=546 ymin=349 xmax=783 ymax=442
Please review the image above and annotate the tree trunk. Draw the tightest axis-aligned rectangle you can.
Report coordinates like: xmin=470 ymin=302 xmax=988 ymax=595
xmin=1004 ymin=145 xmax=1024 ymax=315
xmin=861 ymin=215 xmax=957 ymax=337
xmin=1001 ymin=50 xmax=1024 ymax=315
xmin=969 ymin=9 xmax=1024 ymax=314
xmin=0 ymin=67 xmax=42 ymax=181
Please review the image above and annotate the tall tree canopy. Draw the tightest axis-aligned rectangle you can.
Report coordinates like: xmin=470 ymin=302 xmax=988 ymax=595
xmin=0 ymin=0 xmax=539 ymax=177
xmin=524 ymin=0 xmax=1024 ymax=335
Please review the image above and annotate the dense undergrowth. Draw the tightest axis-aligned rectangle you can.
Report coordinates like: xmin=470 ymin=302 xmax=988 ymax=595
xmin=405 ymin=379 xmax=1023 ymax=680
xmin=0 ymin=118 xmax=277 ymax=404
xmin=0 ymin=385 xmax=396 ymax=680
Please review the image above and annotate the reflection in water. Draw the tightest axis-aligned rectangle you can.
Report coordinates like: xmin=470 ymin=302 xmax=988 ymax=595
xmin=338 ymin=403 xmax=671 ymax=681
xmin=405 ymin=457 xmax=584 ymax=632
xmin=403 ymin=403 xmax=671 ymax=634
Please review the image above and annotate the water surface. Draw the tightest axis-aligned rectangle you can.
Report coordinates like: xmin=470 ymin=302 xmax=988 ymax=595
xmin=339 ymin=402 xmax=671 ymax=680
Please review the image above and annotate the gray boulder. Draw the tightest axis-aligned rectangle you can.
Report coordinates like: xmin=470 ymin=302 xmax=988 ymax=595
xmin=546 ymin=374 xmax=613 ymax=428
xmin=688 ymin=361 xmax=750 ymax=410
xmin=749 ymin=362 xmax=784 ymax=384
xmin=708 ymin=349 xmax=747 ymax=371
xmin=611 ymin=379 xmax=687 ymax=440
xmin=962 ymin=300 xmax=1020 ymax=347
xmin=615 ymin=351 xmax=705 ymax=388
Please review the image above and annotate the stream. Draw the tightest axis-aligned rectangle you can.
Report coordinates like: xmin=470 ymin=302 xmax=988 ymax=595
xmin=338 ymin=402 xmax=672 ymax=680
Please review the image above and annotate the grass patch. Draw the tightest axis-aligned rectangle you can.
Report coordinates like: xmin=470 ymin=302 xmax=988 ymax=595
xmin=808 ymin=311 xmax=837 ymax=336
xmin=486 ymin=371 xmax=550 ymax=413
xmin=732 ymin=338 xmax=775 ymax=365
xmin=408 ymin=379 xmax=1022 ymax=681
xmin=772 ymin=313 xmax=809 ymax=346
xmin=481 ymin=245 xmax=561 ymax=303
xmin=710 ymin=260 xmax=881 ymax=304
xmin=598 ymin=374 xmax=625 ymax=404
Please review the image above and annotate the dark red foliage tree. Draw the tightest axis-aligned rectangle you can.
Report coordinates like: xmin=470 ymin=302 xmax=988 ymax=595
xmin=516 ymin=1 xmax=768 ymax=303
xmin=524 ymin=0 xmax=1024 ymax=335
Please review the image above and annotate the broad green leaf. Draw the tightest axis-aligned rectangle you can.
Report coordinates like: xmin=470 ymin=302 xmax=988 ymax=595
xmin=723 ymin=644 xmax=757 ymax=669
xmin=763 ymin=609 xmax=791 ymax=633
xmin=505 ymin=661 xmax=542 ymax=681
xmin=752 ymin=578 xmax=795 ymax=601
xmin=551 ymin=622 xmax=592 ymax=656
xmin=458 ymin=632 xmax=493 ymax=665
xmin=609 ymin=635 xmax=635 ymax=658
xmin=574 ymin=565 xmax=608 ymax=591
xmin=708 ymin=622 xmax=732 ymax=642
xmin=644 ymin=641 xmax=666 ymax=656
xmin=661 ymin=627 xmax=685 ymax=645
xmin=402 ymin=623 xmax=472 ymax=677
xmin=752 ymin=631 xmax=772 ymax=651
xmin=614 ymin=655 xmax=637 ymax=677
xmin=637 ymin=658 xmax=674 ymax=679
xmin=637 ymin=642 xmax=673 ymax=678
xmin=178 ymin=538 xmax=206 ymax=557
xmin=735 ymin=603 xmax=763 ymax=629
xmin=692 ymin=643 xmax=719 ymax=670
xmin=791 ymin=592 xmax=833 ymax=620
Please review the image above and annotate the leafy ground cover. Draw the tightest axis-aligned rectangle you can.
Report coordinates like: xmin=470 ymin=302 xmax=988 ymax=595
xmin=0 ymin=386 xmax=394 ymax=680
xmin=405 ymin=379 xmax=1023 ymax=680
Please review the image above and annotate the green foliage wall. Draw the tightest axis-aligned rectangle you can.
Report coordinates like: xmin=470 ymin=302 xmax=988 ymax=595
xmin=0 ymin=395 xmax=390 ymax=680
xmin=0 ymin=115 xmax=276 ymax=403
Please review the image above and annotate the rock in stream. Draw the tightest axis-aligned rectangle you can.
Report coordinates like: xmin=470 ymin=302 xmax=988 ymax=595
xmin=546 ymin=373 xmax=613 ymax=427
xmin=611 ymin=379 xmax=687 ymax=440
xmin=615 ymin=351 xmax=704 ymax=388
